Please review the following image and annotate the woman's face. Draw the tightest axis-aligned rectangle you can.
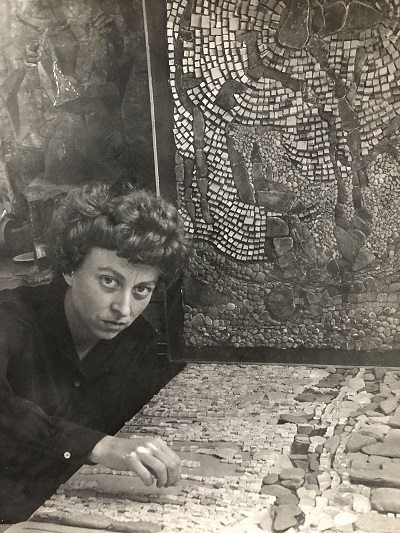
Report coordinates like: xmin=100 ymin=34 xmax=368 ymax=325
xmin=63 ymin=247 xmax=160 ymax=346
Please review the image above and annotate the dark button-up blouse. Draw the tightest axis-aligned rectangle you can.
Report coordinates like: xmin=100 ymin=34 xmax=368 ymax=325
xmin=0 ymin=280 xmax=180 ymax=522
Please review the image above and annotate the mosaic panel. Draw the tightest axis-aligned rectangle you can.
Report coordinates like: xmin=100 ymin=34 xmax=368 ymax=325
xmin=34 ymin=363 xmax=400 ymax=532
xmin=166 ymin=0 xmax=400 ymax=352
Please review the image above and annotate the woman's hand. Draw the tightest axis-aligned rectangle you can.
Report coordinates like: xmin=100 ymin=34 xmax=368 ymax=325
xmin=89 ymin=435 xmax=181 ymax=488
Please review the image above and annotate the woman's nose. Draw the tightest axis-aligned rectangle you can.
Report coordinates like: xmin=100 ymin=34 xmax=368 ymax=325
xmin=111 ymin=291 xmax=131 ymax=317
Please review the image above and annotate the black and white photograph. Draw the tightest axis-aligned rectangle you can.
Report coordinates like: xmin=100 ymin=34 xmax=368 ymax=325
xmin=0 ymin=1 xmax=400 ymax=531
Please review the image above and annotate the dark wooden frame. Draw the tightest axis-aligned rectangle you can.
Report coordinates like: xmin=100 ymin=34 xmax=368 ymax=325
xmin=146 ymin=1 xmax=400 ymax=368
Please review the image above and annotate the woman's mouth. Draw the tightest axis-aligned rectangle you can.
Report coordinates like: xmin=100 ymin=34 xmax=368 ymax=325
xmin=102 ymin=320 xmax=128 ymax=329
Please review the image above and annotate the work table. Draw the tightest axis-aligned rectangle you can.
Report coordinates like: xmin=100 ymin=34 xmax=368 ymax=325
xmin=20 ymin=363 xmax=400 ymax=532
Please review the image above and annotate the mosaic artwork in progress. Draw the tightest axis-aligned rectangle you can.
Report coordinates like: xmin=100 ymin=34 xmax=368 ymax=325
xmin=32 ymin=364 xmax=400 ymax=532
xmin=166 ymin=0 xmax=400 ymax=351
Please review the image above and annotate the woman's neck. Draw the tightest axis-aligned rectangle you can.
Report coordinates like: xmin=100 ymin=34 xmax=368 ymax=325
xmin=64 ymin=289 xmax=98 ymax=359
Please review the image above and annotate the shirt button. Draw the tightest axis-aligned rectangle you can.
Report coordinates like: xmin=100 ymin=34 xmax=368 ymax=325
xmin=74 ymin=380 xmax=81 ymax=387
xmin=64 ymin=451 xmax=71 ymax=460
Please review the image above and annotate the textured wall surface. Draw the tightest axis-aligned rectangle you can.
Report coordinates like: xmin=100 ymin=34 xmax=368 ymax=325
xmin=0 ymin=0 xmax=154 ymax=211
xmin=166 ymin=0 xmax=400 ymax=353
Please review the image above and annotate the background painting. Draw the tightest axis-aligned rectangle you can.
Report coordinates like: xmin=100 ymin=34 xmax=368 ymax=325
xmin=0 ymin=0 xmax=176 ymax=334
xmin=0 ymin=0 xmax=161 ymax=263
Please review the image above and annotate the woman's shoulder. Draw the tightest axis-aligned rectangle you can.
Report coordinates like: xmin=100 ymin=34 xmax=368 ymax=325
xmin=0 ymin=280 xmax=64 ymax=319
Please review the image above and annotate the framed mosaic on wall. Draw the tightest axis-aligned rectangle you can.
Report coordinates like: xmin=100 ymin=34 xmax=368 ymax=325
xmin=162 ymin=0 xmax=400 ymax=364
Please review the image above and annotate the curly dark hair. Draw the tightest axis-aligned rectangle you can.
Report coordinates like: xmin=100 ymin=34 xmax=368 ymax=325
xmin=46 ymin=182 xmax=191 ymax=287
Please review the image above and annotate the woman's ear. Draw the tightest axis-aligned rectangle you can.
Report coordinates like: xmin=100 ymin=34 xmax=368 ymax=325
xmin=63 ymin=271 xmax=73 ymax=286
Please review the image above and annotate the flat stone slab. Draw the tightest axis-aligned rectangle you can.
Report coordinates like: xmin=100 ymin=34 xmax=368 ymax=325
xmin=388 ymin=415 xmax=400 ymax=428
xmin=273 ymin=504 xmax=302 ymax=532
xmin=371 ymin=488 xmax=400 ymax=513
xmin=279 ymin=413 xmax=310 ymax=424
xmin=384 ymin=429 xmax=400 ymax=441
xmin=349 ymin=468 xmax=400 ymax=488
xmin=346 ymin=432 xmax=377 ymax=452
xmin=380 ymin=396 xmax=399 ymax=415
xmin=359 ymin=423 xmax=390 ymax=440
xmin=355 ymin=512 xmax=400 ymax=532
xmin=279 ymin=467 xmax=306 ymax=482
xmin=362 ymin=442 xmax=400 ymax=458
xmin=260 ymin=484 xmax=293 ymax=498
xmin=352 ymin=493 xmax=371 ymax=513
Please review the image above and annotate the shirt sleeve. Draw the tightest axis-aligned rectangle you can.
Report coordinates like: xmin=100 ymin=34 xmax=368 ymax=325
xmin=0 ymin=290 xmax=106 ymax=466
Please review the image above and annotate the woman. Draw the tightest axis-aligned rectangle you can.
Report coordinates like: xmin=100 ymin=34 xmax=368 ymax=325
xmin=0 ymin=182 xmax=190 ymax=523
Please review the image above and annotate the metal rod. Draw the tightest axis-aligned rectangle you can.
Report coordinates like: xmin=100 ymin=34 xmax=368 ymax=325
xmin=142 ymin=0 xmax=161 ymax=197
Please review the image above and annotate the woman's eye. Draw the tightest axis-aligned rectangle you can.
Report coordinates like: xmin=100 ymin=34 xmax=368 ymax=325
xmin=134 ymin=286 xmax=153 ymax=297
xmin=101 ymin=276 xmax=118 ymax=288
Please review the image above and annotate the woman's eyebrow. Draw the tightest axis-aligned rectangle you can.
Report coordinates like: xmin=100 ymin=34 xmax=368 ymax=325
xmin=97 ymin=266 xmax=126 ymax=282
xmin=138 ymin=280 xmax=158 ymax=287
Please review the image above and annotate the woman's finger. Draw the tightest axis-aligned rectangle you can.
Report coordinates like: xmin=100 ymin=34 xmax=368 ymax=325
xmin=125 ymin=449 xmax=155 ymax=487
xmin=146 ymin=442 xmax=181 ymax=487
xmin=134 ymin=446 xmax=169 ymax=488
